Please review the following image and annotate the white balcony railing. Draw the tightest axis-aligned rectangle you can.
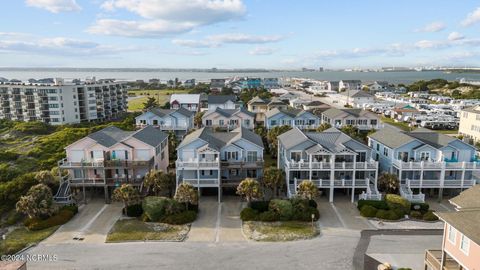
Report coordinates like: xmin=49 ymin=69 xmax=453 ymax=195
xmin=393 ymin=159 xmax=480 ymax=170
xmin=182 ymin=178 xmax=219 ymax=187
xmin=176 ymin=159 xmax=220 ymax=169
xmin=406 ymin=178 xmax=475 ymax=188
xmin=285 ymin=157 xmax=377 ymax=170
xmin=295 ymin=178 xmax=370 ymax=188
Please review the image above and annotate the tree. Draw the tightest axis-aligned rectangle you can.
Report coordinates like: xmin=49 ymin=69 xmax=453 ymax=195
xmin=112 ymin=184 xmax=141 ymax=212
xmin=194 ymin=111 xmax=204 ymax=128
xmin=316 ymin=123 xmax=332 ymax=132
xmin=340 ymin=125 xmax=359 ymax=138
xmin=174 ymin=183 xmax=198 ymax=210
xmin=267 ymin=126 xmax=292 ymax=158
xmin=236 ymin=178 xmax=262 ymax=203
xmin=161 ymin=101 xmax=171 ymax=109
xmin=377 ymin=172 xmax=400 ymax=194
xmin=263 ymin=167 xmax=285 ymax=198
xmin=35 ymin=170 xmax=57 ymax=186
xmin=16 ymin=184 xmax=54 ymax=219
xmin=296 ymin=180 xmax=318 ymax=200
xmin=143 ymin=97 xmax=158 ymax=110
xmin=143 ymin=170 xmax=176 ymax=197
xmin=168 ymin=131 xmax=178 ymax=161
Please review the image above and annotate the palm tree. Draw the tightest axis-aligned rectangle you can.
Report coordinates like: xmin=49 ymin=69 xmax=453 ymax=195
xmin=263 ymin=167 xmax=285 ymax=198
xmin=267 ymin=126 xmax=292 ymax=158
xmin=112 ymin=184 xmax=141 ymax=212
xmin=35 ymin=170 xmax=56 ymax=186
xmin=16 ymin=184 xmax=54 ymax=219
xmin=143 ymin=170 xmax=177 ymax=197
xmin=236 ymin=178 xmax=262 ymax=203
xmin=194 ymin=112 xmax=205 ymax=128
xmin=174 ymin=183 xmax=198 ymax=210
xmin=377 ymin=172 xmax=400 ymax=194
xmin=297 ymin=180 xmax=319 ymax=200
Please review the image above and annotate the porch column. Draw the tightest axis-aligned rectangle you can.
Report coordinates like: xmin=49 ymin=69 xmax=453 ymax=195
xmin=374 ymin=162 xmax=379 ymax=188
xmin=460 ymin=162 xmax=466 ymax=190
xmin=309 ymin=154 xmax=312 ymax=181
xmin=82 ymin=166 xmax=87 ymax=204
xmin=439 ymin=163 xmax=446 ymax=201
xmin=277 ymin=145 xmax=281 ymax=169
xmin=330 ymin=154 xmax=335 ymax=202
xmin=218 ymin=167 xmax=221 ymax=203
xmin=286 ymin=169 xmax=290 ymax=196
xmin=351 ymin=157 xmax=356 ymax=203
xmin=419 ymin=168 xmax=424 ymax=191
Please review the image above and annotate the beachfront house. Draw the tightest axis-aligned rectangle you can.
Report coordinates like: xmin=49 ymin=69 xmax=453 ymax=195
xmin=175 ymin=127 xmax=264 ymax=201
xmin=207 ymin=95 xmax=238 ymax=111
xmin=277 ymin=127 xmax=379 ymax=202
xmin=170 ymin=94 xmax=201 ymax=112
xmin=56 ymin=126 xmax=169 ymax=203
xmin=135 ymin=107 xmax=195 ymax=137
xmin=265 ymin=108 xmax=320 ymax=130
xmin=368 ymin=127 xmax=480 ymax=202
xmin=321 ymin=108 xmax=382 ymax=130
xmin=202 ymin=107 xmax=255 ymax=130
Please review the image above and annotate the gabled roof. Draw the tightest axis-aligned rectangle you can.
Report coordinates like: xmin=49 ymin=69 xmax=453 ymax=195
xmin=340 ymin=90 xmax=374 ymax=98
xmin=87 ymin=126 xmax=167 ymax=148
xmin=146 ymin=107 xmax=194 ymax=118
xmin=247 ymin=96 xmax=267 ymax=105
xmin=305 ymin=100 xmax=327 ymax=106
xmin=170 ymin=94 xmax=200 ymax=104
xmin=265 ymin=107 xmax=316 ymax=119
xmin=462 ymin=106 xmax=480 ymax=114
xmin=368 ymin=127 xmax=417 ymax=149
xmin=449 ymin=185 xmax=480 ymax=210
xmin=178 ymin=127 xmax=263 ymax=151
xmin=408 ymin=128 xmax=456 ymax=149
xmin=203 ymin=107 xmax=255 ymax=118
xmin=208 ymin=95 xmax=236 ymax=104
xmin=435 ymin=210 xmax=480 ymax=245
xmin=322 ymin=108 xmax=377 ymax=119
xmin=278 ymin=127 xmax=367 ymax=153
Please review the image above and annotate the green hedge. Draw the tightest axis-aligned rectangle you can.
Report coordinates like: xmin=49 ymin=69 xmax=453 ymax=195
xmin=269 ymin=199 xmax=293 ymax=221
xmin=249 ymin=201 xmax=269 ymax=212
xmin=291 ymin=207 xmax=320 ymax=221
xmin=240 ymin=207 xmax=258 ymax=221
xmin=375 ymin=209 xmax=402 ymax=220
xmin=24 ymin=208 xmax=75 ymax=231
xmin=410 ymin=210 xmax=422 ymax=219
xmin=357 ymin=200 xmax=389 ymax=210
xmin=161 ymin=211 xmax=197 ymax=225
xmin=126 ymin=204 xmax=143 ymax=217
xmin=142 ymin=196 xmax=182 ymax=222
xmin=257 ymin=211 xmax=278 ymax=222
xmin=385 ymin=194 xmax=411 ymax=212
xmin=411 ymin=202 xmax=429 ymax=213
xmin=423 ymin=211 xmax=438 ymax=221
xmin=240 ymin=199 xmax=320 ymax=222
xmin=360 ymin=205 xmax=378 ymax=218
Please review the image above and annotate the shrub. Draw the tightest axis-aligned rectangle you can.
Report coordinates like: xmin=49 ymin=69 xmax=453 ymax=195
xmin=292 ymin=207 xmax=320 ymax=221
xmin=3 ymin=210 xmax=23 ymax=226
xmin=357 ymin=200 xmax=389 ymax=210
xmin=161 ymin=210 xmax=197 ymax=225
xmin=389 ymin=203 xmax=409 ymax=217
xmin=249 ymin=201 xmax=269 ymax=212
xmin=61 ymin=204 xmax=78 ymax=215
xmin=308 ymin=199 xmax=318 ymax=209
xmin=0 ymin=151 xmax=19 ymax=162
xmin=411 ymin=202 xmax=429 ymax=213
xmin=126 ymin=204 xmax=143 ymax=217
xmin=375 ymin=209 xmax=402 ymax=220
xmin=269 ymin=199 xmax=293 ymax=221
xmin=385 ymin=194 xmax=411 ymax=212
xmin=290 ymin=198 xmax=310 ymax=212
xmin=423 ymin=211 xmax=438 ymax=221
xmin=410 ymin=210 xmax=422 ymax=219
xmin=240 ymin=207 xmax=258 ymax=221
xmin=25 ymin=209 xmax=75 ymax=230
xmin=142 ymin=196 xmax=181 ymax=222
xmin=257 ymin=211 xmax=278 ymax=222
xmin=360 ymin=205 xmax=378 ymax=218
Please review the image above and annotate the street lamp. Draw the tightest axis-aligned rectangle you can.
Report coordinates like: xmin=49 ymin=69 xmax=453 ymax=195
xmin=311 ymin=213 xmax=315 ymax=233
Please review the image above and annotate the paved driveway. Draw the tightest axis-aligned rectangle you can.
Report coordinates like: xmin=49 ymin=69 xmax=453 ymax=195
xmin=317 ymin=196 xmax=374 ymax=230
xmin=44 ymin=200 xmax=122 ymax=244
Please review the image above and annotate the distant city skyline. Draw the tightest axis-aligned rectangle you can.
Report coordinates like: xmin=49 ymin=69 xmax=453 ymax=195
xmin=1 ymin=0 xmax=480 ymax=69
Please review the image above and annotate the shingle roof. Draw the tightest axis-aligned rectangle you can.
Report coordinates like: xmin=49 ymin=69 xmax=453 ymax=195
xmin=368 ymin=127 xmax=417 ymax=148
xmin=208 ymin=95 xmax=236 ymax=104
xmin=87 ymin=126 xmax=167 ymax=148
xmin=449 ymin=185 xmax=480 ymax=209
xmin=148 ymin=107 xmax=194 ymax=118
xmin=340 ymin=90 xmax=374 ymax=98
xmin=436 ymin=210 xmax=480 ymax=245
xmin=408 ymin=128 xmax=456 ymax=149
xmin=178 ymin=127 xmax=263 ymax=150
xmin=247 ymin=96 xmax=267 ymax=105
xmin=305 ymin=100 xmax=327 ymax=106
xmin=204 ymin=107 xmax=255 ymax=118
xmin=462 ymin=106 xmax=480 ymax=114
xmin=265 ymin=107 xmax=314 ymax=119
xmin=170 ymin=94 xmax=200 ymax=104
xmin=132 ymin=125 xmax=168 ymax=147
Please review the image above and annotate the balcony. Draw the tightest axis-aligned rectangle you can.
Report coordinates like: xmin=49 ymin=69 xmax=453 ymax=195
xmin=424 ymin=250 xmax=460 ymax=270
xmin=59 ymin=157 xmax=154 ymax=169
xmin=182 ymin=178 xmax=219 ymax=187
xmin=393 ymin=159 xmax=480 ymax=170
xmin=293 ymin=178 xmax=370 ymax=188
xmin=406 ymin=178 xmax=476 ymax=188
xmin=176 ymin=159 xmax=220 ymax=169
xmin=284 ymin=157 xmax=377 ymax=170
xmin=221 ymin=159 xmax=264 ymax=168
xmin=137 ymin=123 xmax=190 ymax=130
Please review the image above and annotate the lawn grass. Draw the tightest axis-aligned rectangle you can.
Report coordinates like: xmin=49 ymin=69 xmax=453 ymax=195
xmin=436 ymin=129 xmax=459 ymax=135
xmin=0 ymin=226 xmax=59 ymax=255
xmin=127 ymin=89 xmax=190 ymax=112
xmin=106 ymin=219 xmax=189 ymax=242
xmin=380 ymin=116 xmax=412 ymax=131
xmin=243 ymin=221 xmax=319 ymax=242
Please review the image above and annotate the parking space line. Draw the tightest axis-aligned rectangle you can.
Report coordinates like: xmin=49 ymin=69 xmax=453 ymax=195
xmin=330 ymin=203 xmax=347 ymax=228
xmin=214 ymin=203 xmax=222 ymax=243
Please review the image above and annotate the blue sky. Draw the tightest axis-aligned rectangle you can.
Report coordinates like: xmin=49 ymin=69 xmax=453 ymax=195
xmin=1 ymin=0 xmax=480 ymax=69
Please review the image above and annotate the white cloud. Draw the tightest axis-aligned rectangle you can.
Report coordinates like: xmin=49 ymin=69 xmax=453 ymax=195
xmin=448 ymin=32 xmax=465 ymax=41
xmin=462 ymin=7 xmax=480 ymax=26
xmin=0 ymin=33 xmax=133 ymax=56
xmin=173 ymin=33 xmax=285 ymax=48
xmin=249 ymin=47 xmax=275 ymax=55
xmin=25 ymin=0 xmax=81 ymax=13
xmin=415 ymin=21 xmax=446 ymax=32
xmin=92 ymin=0 xmax=246 ymax=37
xmin=414 ymin=40 xmax=447 ymax=49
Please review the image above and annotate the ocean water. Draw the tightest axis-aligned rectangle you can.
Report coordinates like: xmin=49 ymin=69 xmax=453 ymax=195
xmin=1 ymin=70 xmax=480 ymax=84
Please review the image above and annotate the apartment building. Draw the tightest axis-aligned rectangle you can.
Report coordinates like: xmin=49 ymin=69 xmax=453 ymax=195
xmin=459 ymin=106 xmax=480 ymax=144
xmin=0 ymin=78 xmax=128 ymax=125
xmin=135 ymin=107 xmax=195 ymax=137
xmin=425 ymin=185 xmax=480 ymax=270
xmin=321 ymin=108 xmax=383 ymax=130
xmin=56 ymin=126 xmax=169 ymax=203
xmin=175 ymin=127 xmax=264 ymax=201
xmin=278 ymin=127 xmax=379 ymax=202
xmin=369 ymin=127 xmax=479 ymax=202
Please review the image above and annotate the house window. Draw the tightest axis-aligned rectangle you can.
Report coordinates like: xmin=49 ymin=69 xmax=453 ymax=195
xmin=219 ymin=120 xmax=224 ymax=126
xmin=334 ymin=120 xmax=342 ymax=126
xmin=244 ymin=119 xmax=250 ymax=126
xmin=420 ymin=152 xmax=430 ymax=161
xmin=226 ymin=152 xmax=238 ymax=160
xmin=290 ymin=151 xmax=302 ymax=162
xmin=370 ymin=119 xmax=377 ymax=125
xmin=247 ymin=151 xmax=258 ymax=162
xmin=205 ymin=120 xmax=212 ymax=126
xmin=346 ymin=119 xmax=355 ymax=125
xmin=153 ymin=120 xmax=158 ymax=125
xmin=448 ymin=225 xmax=456 ymax=244
xmin=247 ymin=169 xmax=257 ymax=178
xmin=270 ymin=120 xmax=277 ymax=126
xmin=376 ymin=143 xmax=380 ymax=151
xmin=383 ymin=148 xmax=389 ymax=157
xmin=356 ymin=152 xmax=366 ymax=162
xmin=460 ymin=234 xmax=470 ymax=255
